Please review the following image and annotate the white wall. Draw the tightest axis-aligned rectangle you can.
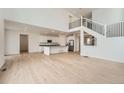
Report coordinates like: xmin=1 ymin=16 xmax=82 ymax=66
xmin=28 ymin=32 xmax=43 ymax=53
xmin=76 ymin=35 xmax=80 ymax=51
xmin=2 ymin=8 xmax=69 ymax=32
xmin=0 ymin=9 xmax=4 ymax=68
xmin=5 ymin=30 xmax=20 ymax=55
xmin=92 ymin=8 xmax=123 ymax=24
xmin=122 ymin=9 xmax=124 ymax=21
xmin=5 ymin=29 xmax=67 ymax=55
xmin=81 ymin=30 xmax=124 ymax=63
xmin=29 ymin=33 xmax=59 ymax=53
xmin=58 ymin=35 xmax=67 ymax=46
xmin=75 ymin=34 xmax=80 ymax=52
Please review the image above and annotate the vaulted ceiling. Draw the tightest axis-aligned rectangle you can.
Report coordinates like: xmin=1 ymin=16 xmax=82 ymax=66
xmin=5 ymin=20 xmax=68 ymax=36
xmin=66 ymin=8 xmax=96 ymax=18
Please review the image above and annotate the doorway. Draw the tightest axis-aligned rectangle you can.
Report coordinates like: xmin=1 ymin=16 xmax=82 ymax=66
xmin=20 ymin=34 xmax=28 ymax=53
xmin=68 ymin=40 xmax=74 ymax=52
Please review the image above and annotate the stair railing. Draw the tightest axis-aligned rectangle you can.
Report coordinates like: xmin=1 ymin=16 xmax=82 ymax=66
xmin=69 ymin=16 xmax=124 ymax=37
xmin=82 ymin=17 xmax=105 ymax=36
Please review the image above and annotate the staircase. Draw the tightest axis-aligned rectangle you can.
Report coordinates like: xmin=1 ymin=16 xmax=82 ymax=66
xmin=69 ymin=17 xmax=124 ymax=62
xmin=69 ymin=17 xmax=124 ymax=38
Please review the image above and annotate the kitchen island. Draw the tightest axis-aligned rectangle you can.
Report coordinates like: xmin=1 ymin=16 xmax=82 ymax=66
xmin=43 ymin=46 xmax=68 ymax=55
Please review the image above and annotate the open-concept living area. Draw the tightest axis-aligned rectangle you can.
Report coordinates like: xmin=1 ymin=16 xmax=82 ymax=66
xmin=0 ymin=8 xmax=124 ymax=84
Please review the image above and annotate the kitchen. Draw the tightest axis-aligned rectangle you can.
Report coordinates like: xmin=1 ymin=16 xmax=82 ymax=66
xmin=39 ymin=40 xmax=68 ymax=55
xmin=5 ymin=20 xmax=80 ymax=56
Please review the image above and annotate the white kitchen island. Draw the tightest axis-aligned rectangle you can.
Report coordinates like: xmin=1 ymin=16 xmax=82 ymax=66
xmin=44 ymin=46 xmax=68 ymax=55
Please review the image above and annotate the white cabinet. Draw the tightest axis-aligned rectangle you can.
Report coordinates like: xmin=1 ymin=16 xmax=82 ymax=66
xmin=44 ymin=46 xmax=68 ymax=55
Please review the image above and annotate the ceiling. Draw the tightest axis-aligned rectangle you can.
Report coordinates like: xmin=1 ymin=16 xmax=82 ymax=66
xmin=5 ymin=20 xmax=68 ymax=36
xmin=5 ymin=20 xmax=90 ymax=37
xmin=5 ymin=9 xmax=96 ymax=36
xmin=66 ymin=8 xmax=96 ymax=18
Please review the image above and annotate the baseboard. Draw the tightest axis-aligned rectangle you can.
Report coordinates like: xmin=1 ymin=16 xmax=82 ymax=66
xmin=81 ymin=55 xmax=124 ymax=63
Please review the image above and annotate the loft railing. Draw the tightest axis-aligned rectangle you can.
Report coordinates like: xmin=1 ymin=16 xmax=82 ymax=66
xmin=69 ymin=16 xmax=124 ymax=37
xmin=69 ymin=17 xmax=105 ymax=36
xmin=106 ymin=22 xmax=124 ymax=37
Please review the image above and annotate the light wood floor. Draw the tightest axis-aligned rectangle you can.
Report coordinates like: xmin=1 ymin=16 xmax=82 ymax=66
xmin=0 ymin=52 xmax=124 ymax=84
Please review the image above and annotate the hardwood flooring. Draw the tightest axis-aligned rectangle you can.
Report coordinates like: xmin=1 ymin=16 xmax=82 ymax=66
xmin=0 ymin=52 xmax=124 ymax=84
